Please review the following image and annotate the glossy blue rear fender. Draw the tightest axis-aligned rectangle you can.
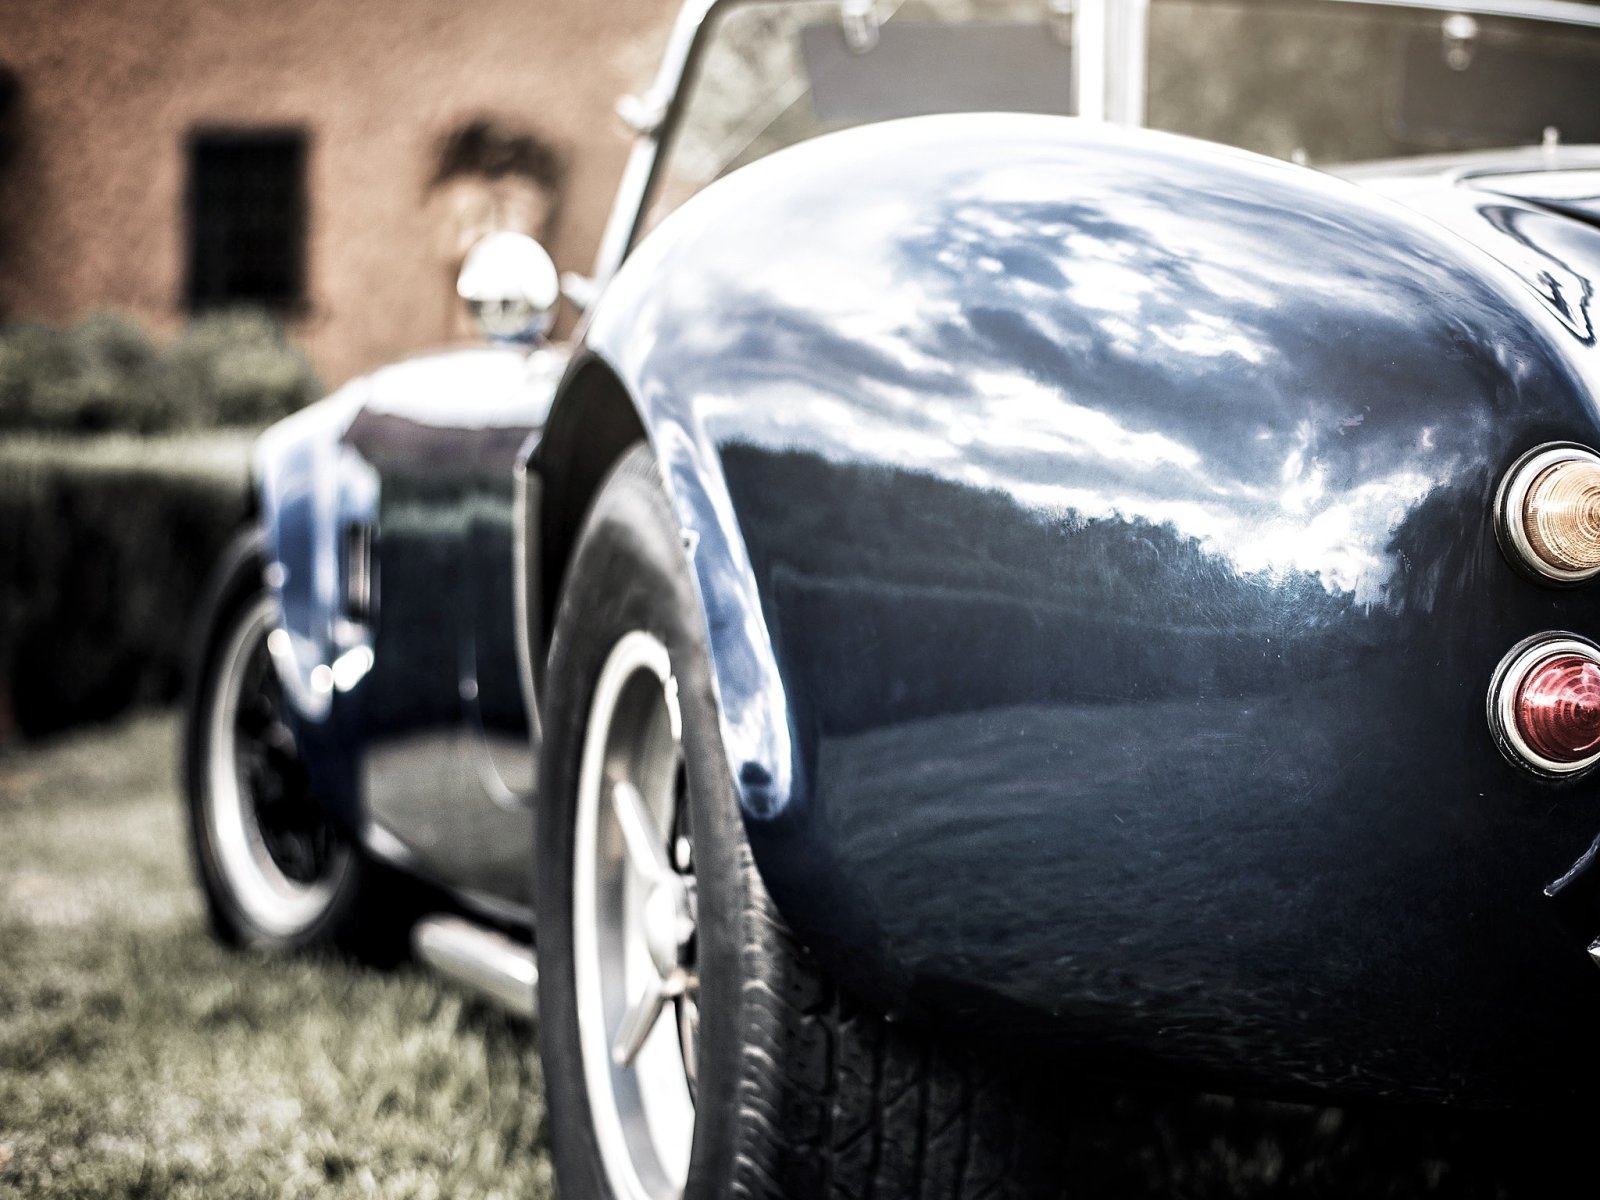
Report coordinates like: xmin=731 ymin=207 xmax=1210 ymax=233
xmin=569 ymin=115 xmax=1600 ymax=1103
xmin=252 ymin=383 xmax=377 ymax=827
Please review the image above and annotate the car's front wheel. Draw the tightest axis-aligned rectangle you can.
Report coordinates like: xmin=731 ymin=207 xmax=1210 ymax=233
xmin=183 ymin=531 xmax=410 ymax=959
xmin=536 ymin=445 xmax=1066 ymax=1200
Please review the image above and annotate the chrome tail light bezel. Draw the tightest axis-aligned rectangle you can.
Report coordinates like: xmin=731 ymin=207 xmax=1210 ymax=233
xmin=1488 ymin=632 xmax=1600 ymax=779
xmin=1494 ymin=442 xmax=1600 ymax=585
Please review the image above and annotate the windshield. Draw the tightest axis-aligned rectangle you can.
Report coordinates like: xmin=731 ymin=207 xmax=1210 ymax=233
xmin=1148 ymin=0 xmax=1600 ymax=164
xmin=639 ymin=0 xmax=1600 ymax=238
xmin=642 ymin=0 xmax=1076 ymax=234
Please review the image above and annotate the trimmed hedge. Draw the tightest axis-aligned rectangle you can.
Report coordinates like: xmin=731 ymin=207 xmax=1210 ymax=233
xmin=0 ymin=310 xmax=319 ymax=435
xmin=0 ymin=434 xmax=253 ymax=740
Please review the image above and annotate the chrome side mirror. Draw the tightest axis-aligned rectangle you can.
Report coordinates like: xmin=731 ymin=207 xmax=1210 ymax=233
xmin=456 ymin=232 xmax=560 ymax=345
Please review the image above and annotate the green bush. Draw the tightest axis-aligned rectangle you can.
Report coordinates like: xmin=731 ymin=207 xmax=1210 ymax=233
xmin=0 ymin=313 xmax=170 ymax=434
xmin=0 ymin=309 xmax=319 ymax=435
xmin=161 ymin=310 xmax=321 ymax=428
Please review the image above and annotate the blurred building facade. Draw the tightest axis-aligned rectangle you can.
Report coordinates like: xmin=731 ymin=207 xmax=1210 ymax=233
xmin=0 ymin=0 xmax=676 ymax=385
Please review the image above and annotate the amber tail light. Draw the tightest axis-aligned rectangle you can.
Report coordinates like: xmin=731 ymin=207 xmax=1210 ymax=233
xmin=1488 ymin=634 xmax=1600 ymax=777
xmin=1496 ymin=443 xmax=1600 ymax=583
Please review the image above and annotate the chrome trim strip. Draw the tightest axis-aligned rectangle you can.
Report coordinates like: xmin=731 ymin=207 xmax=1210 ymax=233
xmin=512 ymin=455 xmax=544 ymax=766
xmin=1318 ymin=0 xmax=1600 ymax=29
xmin=1108 ymin=0 xmax=1150 ymax=126
xmin=590 ymin=0 xmax=720 ymax=289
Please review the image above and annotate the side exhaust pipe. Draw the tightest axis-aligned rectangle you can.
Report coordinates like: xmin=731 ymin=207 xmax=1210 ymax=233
xmin=413 ymin=915 xmax=537 ymax=1018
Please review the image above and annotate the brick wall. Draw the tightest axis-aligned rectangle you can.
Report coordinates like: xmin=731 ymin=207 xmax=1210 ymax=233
xmin=0 ymin=0 xmax=678 ymax=385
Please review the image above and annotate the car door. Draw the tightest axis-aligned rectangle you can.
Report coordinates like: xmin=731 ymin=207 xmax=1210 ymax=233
xmin=461 ymin=347 xmax=567 ymax=811
xmin=342 ymin=346 xmax=556 ymax=911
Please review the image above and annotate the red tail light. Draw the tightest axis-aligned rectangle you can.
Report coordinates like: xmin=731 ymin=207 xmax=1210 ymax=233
xmin=1516 ymin=654 xmax=1600 ymax=762
xmin=1489 ymin=635 xmax=1600 ymax=777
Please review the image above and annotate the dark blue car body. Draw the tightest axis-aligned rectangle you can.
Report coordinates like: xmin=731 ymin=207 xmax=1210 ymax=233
xmin=250 ymin=60 xmax=1600 ymax=1107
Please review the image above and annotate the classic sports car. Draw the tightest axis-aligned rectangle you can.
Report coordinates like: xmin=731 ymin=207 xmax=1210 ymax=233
xmin=185 ymin=0 xmax=1600 ymax=1194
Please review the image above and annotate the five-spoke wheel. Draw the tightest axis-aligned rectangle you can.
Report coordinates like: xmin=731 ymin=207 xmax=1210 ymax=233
xmin=573 ymin=631 xmax=698 ymax=1200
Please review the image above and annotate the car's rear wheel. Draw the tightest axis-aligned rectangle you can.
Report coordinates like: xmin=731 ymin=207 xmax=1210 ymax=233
xmin=183 ymin=531 xmax=411 ymax=959
xmin=537 ymin=445 xmax=1067 ymax=1199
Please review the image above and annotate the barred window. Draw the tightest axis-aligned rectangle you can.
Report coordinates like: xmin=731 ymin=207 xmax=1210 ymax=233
xmin=186 ymin=129 xmax=307 ymax=311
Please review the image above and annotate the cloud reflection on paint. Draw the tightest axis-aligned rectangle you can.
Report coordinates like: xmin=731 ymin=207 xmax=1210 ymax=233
xmin=583 ymin=111 xmax=1600 ymax=828
xmin=590 ymin=116 xmax=1599 ymax=612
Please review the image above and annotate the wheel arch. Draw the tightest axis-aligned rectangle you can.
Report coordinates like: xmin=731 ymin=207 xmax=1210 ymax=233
xmin=250 ymin=383 xmax=374 ymax=722
xmin=247 ymin=383 xmax=374 ymax=830
xmin=530 ymin=343 xmax=802 ymax=880
xmin=529 ymin=353 xmax=649 ymax=671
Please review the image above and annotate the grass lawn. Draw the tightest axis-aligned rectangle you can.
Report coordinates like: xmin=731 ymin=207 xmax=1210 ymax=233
xmin=0 ymin=712 xmax=1585 ymax=1199
xmin=0 ymin=713 xmax=550 ymax=1199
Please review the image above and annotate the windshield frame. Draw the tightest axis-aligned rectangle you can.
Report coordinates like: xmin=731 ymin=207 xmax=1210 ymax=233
xmin=586 ymin=0 xmax=1600 ymax=294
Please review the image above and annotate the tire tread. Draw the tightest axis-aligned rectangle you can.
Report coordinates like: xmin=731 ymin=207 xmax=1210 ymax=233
xmin=729 ymin=846 xmax=1066 ymax=1200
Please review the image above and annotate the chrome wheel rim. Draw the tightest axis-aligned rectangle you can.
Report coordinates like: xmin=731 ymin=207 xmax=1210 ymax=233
xmin=205 ymin=596 xmax=349 ymax=938
xmin=574 ymin=630 xmax=698 ymax=1200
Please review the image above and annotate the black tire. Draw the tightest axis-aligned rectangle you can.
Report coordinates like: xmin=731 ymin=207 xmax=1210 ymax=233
xmin=183 ymin=529 xmax=414 ymax=962
xmin=537 ymin=445 xmax=1068 ymax=1200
